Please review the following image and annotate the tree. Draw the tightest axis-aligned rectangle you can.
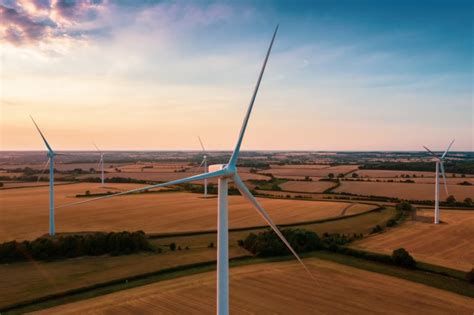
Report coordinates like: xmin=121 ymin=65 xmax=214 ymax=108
xmin=328 ymin=173 xmax=334 ymax=179
xmin=0 ymin=182 xmax=3 ymax=187
xmin=169 ymin=243 xmax=176 ymax=251
xmin=351 ymin=173 xmax=359 ymax=178
xmin=464 ymin=198 xmax=473 ymax=206
xmin=85 ymin=190 xmax=91 ymax=196
xmin=467 ymin=268 xmax=474 ymax=283
xmin=392 ymin=248 xmax=416 ymax=268
xmin=446 ymin=195 xmax=456 ymax=205
xmin=396 ymin=201 xmax=415 ymax=212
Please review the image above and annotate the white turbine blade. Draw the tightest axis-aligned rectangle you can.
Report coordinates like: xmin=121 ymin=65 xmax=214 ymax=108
xmin=422 ymin=146 xmax=439 ymax=159
xmin=37 ymin=158 xmax=51 ymax=183
xmin=56 ymin=169 xmax=227 ymax=209
xmin=93 ymin=142 xmax=102 ymax=153
xmin=199 ymin=157 xmax=206 ymax=168
xmin=233 ymin=174 xmax=319 ymax=284
xmin=97 ymin=156 xmax=103 ymax=169
xmin=439 ymin=161 xmax=449 ymax=196
xmin=30 ymin=115 xmax=54 ymax=153
xmin=441 ymin=139 xmax=455 ymax=159
xmin=228 ymin=25 xmax=279 ymax=167
xmin=198 ymin=136 xmax=207 ymax=154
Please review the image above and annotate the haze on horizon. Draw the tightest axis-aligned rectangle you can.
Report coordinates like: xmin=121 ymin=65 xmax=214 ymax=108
xmin=1 ymin=0 xmax=472 ymax=152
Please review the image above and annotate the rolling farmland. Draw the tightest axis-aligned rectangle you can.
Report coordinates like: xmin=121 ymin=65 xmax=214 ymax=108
xmin=31 ymin=258 xmax=474 ymax=314
xmin=0 ymin=183 xmax=376 ymax=241
xmin=352 ymin=209 xmax=474 ymax=271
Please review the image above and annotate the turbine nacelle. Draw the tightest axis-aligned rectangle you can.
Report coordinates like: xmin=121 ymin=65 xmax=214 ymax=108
xmin=209 ymin=164 xmax=236 ymax=177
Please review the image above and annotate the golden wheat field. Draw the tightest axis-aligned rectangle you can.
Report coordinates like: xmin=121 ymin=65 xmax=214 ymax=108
xmin=352 ymin=209 xmax=474 ymax=271
xmin=333 ymin=181 xmax=473 ymax=200
xmin=0 ymin=183 xmax=376 ymax=241
xmin=280 ymin=180 xmax=336 ymax=193
xmin=31 ymin=258 xmax=474 ymax=315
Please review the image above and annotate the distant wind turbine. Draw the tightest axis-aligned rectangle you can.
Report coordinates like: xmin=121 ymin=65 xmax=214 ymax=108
xmin=30 ymin=116 xmax=59 ymax=236
xmin=93 ymin=143 xmax=105 ymax=186
xmin=58 ymin=25 xmax=317 ymax=315
xmin=198 ymin=136 xmax=208 ymax=197
xmin=423 ymin=139 xmax=454 ymax=224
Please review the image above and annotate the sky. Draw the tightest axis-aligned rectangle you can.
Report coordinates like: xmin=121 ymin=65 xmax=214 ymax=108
xmin=0 ymin=0 xmax=472 ymax=151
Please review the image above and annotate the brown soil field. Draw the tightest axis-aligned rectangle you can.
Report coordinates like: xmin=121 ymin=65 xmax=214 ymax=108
xmin=280 ymin=180 xmax=336 ymax=193
xmin=0 ymin=184 xmax=375 ymax=241
xmin=261 ymin=165 xmax=358 ymax=178
xmin=0 ymin=181 xmax=72 ymax=189
xmin=354 ymin=170 xmax=465 ymax=178
xmin=333 ymin=181 xmax=473 ymax=201
xmin=32 ymin=258 xmax=474 ymax=315
xmin=352 ymin=209 xmax=474 ymax=271
xmin=269 ymin=164 xmax=330 ymax=169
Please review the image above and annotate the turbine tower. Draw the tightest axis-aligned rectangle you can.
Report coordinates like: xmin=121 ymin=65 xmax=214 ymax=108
xmin=198 ymin=136 xmax=208 ymax=197
xmin=94 ymin=143 xmax=105 ymax=186
xmin=423 ymin=139 xmax=454 ymax=224
xmin=31 ymin=116 xmax=57 ymax=236
xmin=59 ymin=25 xmax=317 ymax=315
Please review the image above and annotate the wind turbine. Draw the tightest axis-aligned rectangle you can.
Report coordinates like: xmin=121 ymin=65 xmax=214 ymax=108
xmin=59 ymin=25 xmax=317 ymax=314
xmin=30 ymin=116 xmax=58 ymax=236
xmin=93 ymin=143 xmax=105 ymax=186
xmin=198 ymin=136 xmax=208 ymax=197
xmin=423 ymin=139 xmax=454 ymax=224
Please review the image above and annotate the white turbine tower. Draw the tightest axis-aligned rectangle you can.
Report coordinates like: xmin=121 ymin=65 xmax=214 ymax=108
xmin=423 ymin=139 xmax=454 ymax=224
xmin=94 ymin=143 xmax=105 ymax=186
xmin=31 ymin=116 xmax=58 ymax=236
xmin=59 ymin=25 xmax=317 ymax=314
xmin=198 ymin=136 xmax=208 ymax=197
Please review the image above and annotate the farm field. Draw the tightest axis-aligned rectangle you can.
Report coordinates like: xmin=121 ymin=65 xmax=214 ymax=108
xmin=280 ymin=180 xmax=336 ymax=193
xmin=333 ymin=181 xmax=473 ymax=201
xmin=0 ymin=207 xmax=394 ymax=310
xmin=259 ymin=164 xmax=358 ymax=178
xmin=31 ymin=258 xmax=474 ymax=315
xmin=352 ymin=209 xmax=474 ymax=271
xmin=0 ymin=183 xmax=377 ymax=241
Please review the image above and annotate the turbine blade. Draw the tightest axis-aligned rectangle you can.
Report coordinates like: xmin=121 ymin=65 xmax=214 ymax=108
xmin=423 ymin=146 xmax=439 ymax=159
xmin=233 ymin=174 xmax=319 ymax=284
xmin=198 ymin=136 xmax=207 ymax=154
xmin=93 ymin=142 xmax=102 ymax=153
xmin=37 ymin=158 xmax=51 ymax=183
xmin=199 ymin=158 xmax=206 ymax=168
xmin=228 ymin=25 xmax=279 ymax=167
xmin=56 ymin=169 xmax=227 ymax=209
xmin=441 ymin=139 xmax=455 ymax=159
xmin=439 ymin=161 xmax=449 ymax=196
xmin=30 ymin=115 xmax=54 ymax=153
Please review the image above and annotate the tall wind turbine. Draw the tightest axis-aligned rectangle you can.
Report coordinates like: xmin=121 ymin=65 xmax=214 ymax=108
xmin=423 ymin=139 xmax=454 ymax=224
xmin=59 ymin=25 xmax=316 ymax=314
xmin=31 ymin=116 xmax=57 ymax=236
xmin=198 ymin=136 xmax=208 ymax=197
xmin=94 ymin=143 xmax=105 ymax=186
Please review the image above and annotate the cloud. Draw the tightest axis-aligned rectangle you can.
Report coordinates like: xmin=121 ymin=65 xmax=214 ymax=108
xmin=0 ymin=0 xmax=105 ymax=46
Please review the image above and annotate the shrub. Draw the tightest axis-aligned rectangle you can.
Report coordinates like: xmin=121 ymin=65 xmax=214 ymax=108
xmin=392 ymin=248 xmax=416 ymax=268
xmin=0 ymin=231 xmax=152 ymax=264
xmin=467 ymin=268 xmax=474 ymax=283
xmin=446 ymin=195 xmax=456 ymax=205
xmin=396 ymin=201 xmax=415 ymax=212
xmin=239 ymin=228 xmax=322 ymax=257
xmin=370 ymin=225 xmax=383 ymax=234
xmin=208 ymin=242 xmax=214 ymax=248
